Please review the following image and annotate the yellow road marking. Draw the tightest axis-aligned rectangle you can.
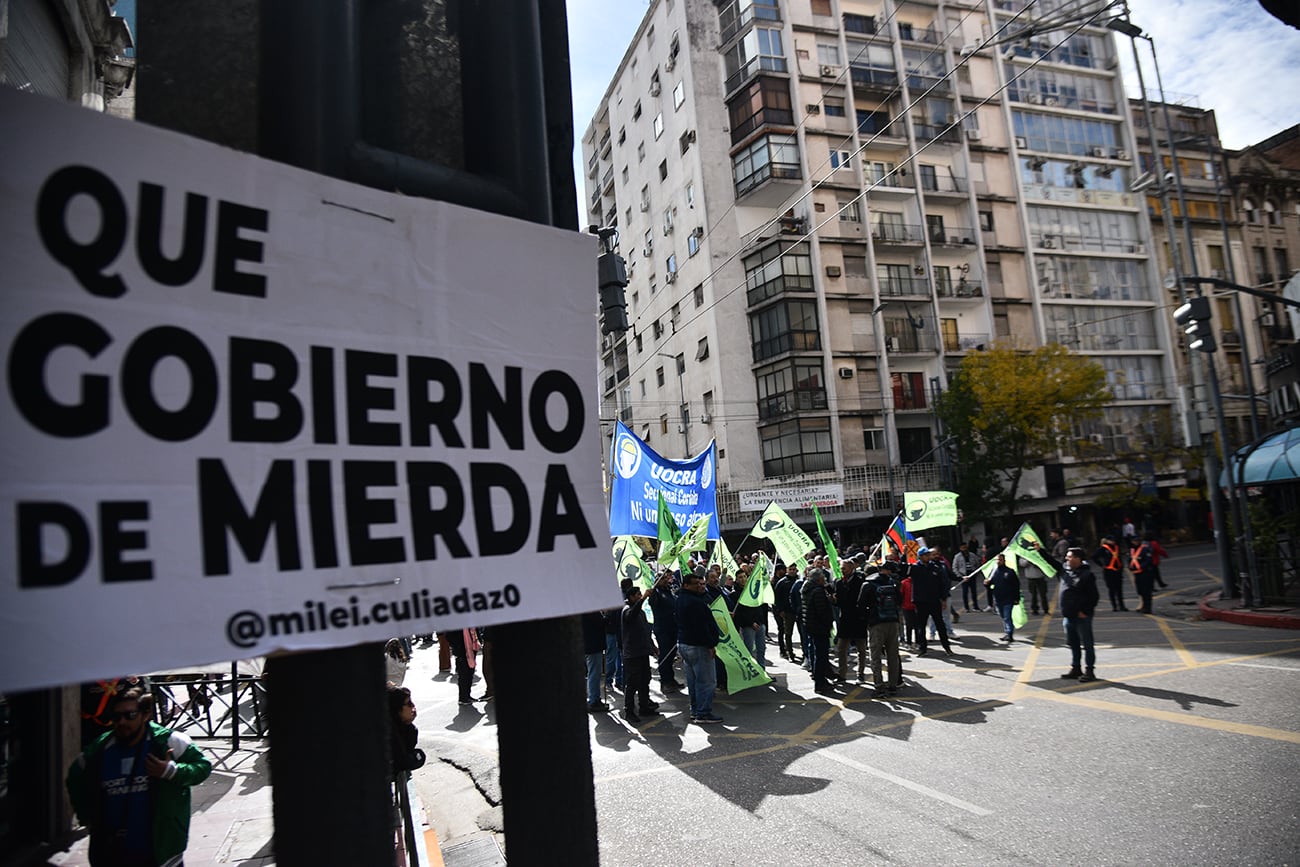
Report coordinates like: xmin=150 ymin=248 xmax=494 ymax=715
xmin=1032 ymin=690 xmax=1300 ymax=745
xmin=1156 ymin=617 xmax=1199 ymax=667
xmin=1008 ymin=610 xmax=1056 ymax=701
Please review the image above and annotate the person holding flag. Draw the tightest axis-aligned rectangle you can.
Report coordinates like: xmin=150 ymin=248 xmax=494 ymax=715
xmin=733 ymin=556 xmax=771 ymax=668
xmin=983 ymin=553 xmax=1021 ymax=643
xmin=648 ymin=570 xmax=683 ymax=694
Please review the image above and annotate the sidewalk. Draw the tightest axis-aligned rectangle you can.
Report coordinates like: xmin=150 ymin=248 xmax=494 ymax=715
xmin=1198 ymin=593 xmax=1300 ymax=629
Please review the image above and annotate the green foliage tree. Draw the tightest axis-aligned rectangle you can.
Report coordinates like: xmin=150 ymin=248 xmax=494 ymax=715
xmin=936 ymin=341 xmax=1109 ymax=529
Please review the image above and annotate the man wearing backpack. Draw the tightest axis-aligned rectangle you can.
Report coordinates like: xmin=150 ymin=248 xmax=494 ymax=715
xmin=859 ymin=565 xmax=904 ymax=695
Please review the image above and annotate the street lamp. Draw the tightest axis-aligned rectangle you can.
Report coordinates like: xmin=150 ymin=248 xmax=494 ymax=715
xmin=657 ymin=351 xmax=689 ymax=456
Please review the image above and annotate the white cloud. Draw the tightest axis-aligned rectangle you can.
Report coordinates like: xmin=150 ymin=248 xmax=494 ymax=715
xmin=1123 ymin=0 xmax=1300 ymax=148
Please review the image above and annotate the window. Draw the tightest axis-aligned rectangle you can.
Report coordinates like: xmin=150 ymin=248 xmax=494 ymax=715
xmin=755 ymin=358 xmax=827 ymax=419
xmin=979 ymin=209 xmax=994 ymax=231
xmin=926 ymin=214 xmax=946 ymax=242
xmin=1275 ymin=249 xmax=1290 ymax=282
xmin=635 ymin=333 xmax=643 ymax=353
xmin=639 ymin=378 xmax=646 ymax=397
xmin=659 ymin=159 xmax=668 ymax=181
xmin=666 ymin=253 xmax=678 ymax=274
xmin=838 ymin=197 xmax=861 ymax=221
xmin=617 ymin=126 xmax=626 ymax=144
xmin=829 ymin=149 xmax=852 ymax=169
xmin=1011 ymin=110 xmax=1120 ymax=157
xmin=732 ymin=134 xmax=802 ymax=197
xmin=817 ymin=43 xmax=840 ymax=66
xmin=660 ymin=414 xmax=669 ymax=434
xmin=621 ymin=166 xmax=629 ymax=185
xmin=823 ymin=97 xmax=846 ymax=117
xmin=843 ymin=13 xmax=875 ymax=34
xmin=686 ymin=181 xmax=696 ymax=208
xmin=696 ymin=337 xmax=710 ymax=361
xmin=656 ymin=366 xmax=666 ymax=387
xmin=892 ymin=372 xmax=927 ymax=410
xmin=688 ymin=232 xmax=700 ymax=256
xmin=649 ymin=69 xmax=661 ymax=95
xmin=675 ymin=353 xmax=686 ymax=375
xmin=718 ymin=0 xmax=781 ymax=45
xmin=680 ymin=129 xmax=694 ymax=155
xmin=646 ymin=26 xmax=655 ymax=46
xmin=1242 ymin=197 xmax=1257 ymax=223
xmin=640 ymin=186 xmax=650 ymax=212
xmin=863 ymin=428 xmax=885 ymax=451
xmin=653 ymin=320 xmax=664 ymax=340
xmin=759 ymin=417 xmax=834 ymax=476
xmin=726 ymin=76 xmax=793 ymax=143
xmin=745 ymin=240 xmax=814 ymax=304
xmin=856 ymin=110 xmax=893 ymax=136
xmin=693 ymin=283 xmax=705 ymax=307
xmin=750 ymin=299 xmax=821 ymax=361
xmin=637 ymin=141 xmax=646 ymax=162
xmin=723 ymin=26 xmax=786 ymax=92
xmin=673 ymin=81 xmax=686 ymax=109
xmin=633 ymin=100 xmax=642 ymax=120
xmin=653 ymin=112 xmax=664 ymax=139
xmin=1265 ymin=200 xmax=1280 ymax=226
xmin=811 ymin=0 xmax=832 ymax=15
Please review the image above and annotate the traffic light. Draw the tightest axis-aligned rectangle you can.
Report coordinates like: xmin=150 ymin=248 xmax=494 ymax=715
xmin=598 ymin=250 xmax=629 ymax=335
xmin=1173 ymin=295 xmax=1216 ymax=353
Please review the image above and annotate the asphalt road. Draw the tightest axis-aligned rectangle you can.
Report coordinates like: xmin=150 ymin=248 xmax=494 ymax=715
xmin=412 ymin=544 xmax=1300 ymax=867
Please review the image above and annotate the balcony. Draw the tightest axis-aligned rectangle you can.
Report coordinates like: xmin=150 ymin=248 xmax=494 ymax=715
xmin=906 ymin=73 xmax=951 ymax=94
xmin=870 ymin=223 xmax=924 ymax=244
xmin=758 ymin=388 xmax=829 ymax=420
xmin=919 ymin=175 xmax=968 ymax=194
xmin=936 ymin=278 xmax=984 ymax=298
xmin=600 ymin=167 xmax=614 ymax=194
xmin=590 ymin=186 xmax=603 ymax=207
xmin=944 ymin=332 xmax=991 ymax=352
xmin=878 ymin=275 xmax=930 ymax=296
xmin=911 ymin=122 xmax=961 ymax=144
xmin=850 ymin=65 xmax=899 ymax=95
xmin=587 ymin=152 xmax=599 ymax=178
xmin=929 ymin=226 xmax=976 ymax=246
xmin=598 ymin=129 xmax=612 ymax=159
xmin=725 ymin=56 xmax=788 ymax=98
xmin=898 ymin=25 xmax=941 ymax=45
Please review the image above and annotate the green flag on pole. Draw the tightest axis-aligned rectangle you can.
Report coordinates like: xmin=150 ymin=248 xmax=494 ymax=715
xmin=680 ymin=514 xmax=711 ymax=556
xmin=708 ymin=595 xmax=772 ymax=694
xmin=977 ymin=549 xmax=1017 ymax=583
xmin=613 ymin=536 xmax=654 ymax=591
xmin=750 ymin=502 xmax=816 ymax=568
xmin=656 ymin=491 xmax=687 ymax=571
xmin=901 ymin=490 xmax=959 ymax=533
xmin=813 ymin=504 xmax=841 ymax=581
xmin=1008 ymin=522 xmax=1059 ymax=577
xmin=739 ymin=553 xmax=776 ymax=607
xmin=707 ymin=536 xmax=741 ymax=579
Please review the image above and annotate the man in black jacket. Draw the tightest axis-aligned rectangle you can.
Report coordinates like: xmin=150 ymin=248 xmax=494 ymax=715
xmin=773 ymin=562 xmax=797 ymax=661
xmin=675 ymin=571 xmax=724 ymax=724
xmin=909 ymin=548 xmax=954 ymax=657
xmin=620 ymin=586 xmax=661 ymax=723
xmin=802 ymin=568 xmax=837 ymax=694
xmin=648 ymin=570 xmax=684 ymax=693
xmin=1038 ymin=544 xmax=1101 ymax=682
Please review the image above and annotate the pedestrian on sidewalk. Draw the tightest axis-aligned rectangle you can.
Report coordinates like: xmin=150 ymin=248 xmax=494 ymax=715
xmin=66 ymin=687 xmax=212 ymax=867
xmin=387 ymin=685 xmax=426 ymax=774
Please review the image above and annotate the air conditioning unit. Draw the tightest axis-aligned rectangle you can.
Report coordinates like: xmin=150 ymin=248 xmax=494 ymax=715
xmin=663 ymin=222 xmax=673 ymax=235
xmin=1026 ymin=93 xmax=1043 ymax=105
xmin=959 ymin=42 xmax=979 ymax=57
xmin=649 ymin=80 xmax=661 ymax=96
xmin=642 ymin=244 xmax=653 ymax=257
xmin=665 ymin=55 xmax=676 ymax=72
xmin=825 ymin=265 xmax=842 ymax=277
xmin=665 ymin=271 xmax=677 ymax=284
xmin=1105 ymin=57 xmax=1120 ymax=70
xmin=639 ymin=201 xmax=650 ymax=212
xmin=1113 ymin=149 xmax=1129 ymax=160
xmin=1014 ymin=136 xmax=1028 ymax=149
xmin=806 ymin=103 xmax=821 ymax=115
xmin=886 ymin=337 xmax=902 ymax=351
xmin=820 ymin=64 xmax=839 ymax=77
xmin=699 ymin=413 xmax=712 ymax=424
xmin=693 ymin=226 xmax=704 ymax=238
xmin=1042 ymin=238 xmax=1056 ymax=249
xmin=1091 ymin=146 xmax=1108 ymax=157
xmin=1044 ymin=96 xmax=1060 ymax=106
xmin=837 ymin=367 xmax=854 ymax=379
xmin=965 ymin=128 xmax=982 ymax=141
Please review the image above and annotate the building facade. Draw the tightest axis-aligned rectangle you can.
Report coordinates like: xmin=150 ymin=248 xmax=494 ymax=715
xmin=583 ymin=0 xmax=1183 ymax=535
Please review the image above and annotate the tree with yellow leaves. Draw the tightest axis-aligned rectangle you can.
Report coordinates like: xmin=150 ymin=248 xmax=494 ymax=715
xmin=936 ymin=340 xmax=1109 ymax=527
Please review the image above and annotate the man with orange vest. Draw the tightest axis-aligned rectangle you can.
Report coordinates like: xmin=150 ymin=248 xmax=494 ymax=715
xmin=1130 ymin=535 xmax=1156 ymax=614
xmin=1093 ymin=536 xmax=1128 ymax=611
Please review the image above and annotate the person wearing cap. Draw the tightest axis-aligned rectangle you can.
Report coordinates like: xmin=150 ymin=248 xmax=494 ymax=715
xmin=984 ymin=553 xmax=1022 ymax=642
xmin=908 ymin=548 xmax=954 ymax=657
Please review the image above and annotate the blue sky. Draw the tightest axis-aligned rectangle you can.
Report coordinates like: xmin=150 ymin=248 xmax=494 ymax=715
xmin=565 ymin=0 xmax=1300 ymax=191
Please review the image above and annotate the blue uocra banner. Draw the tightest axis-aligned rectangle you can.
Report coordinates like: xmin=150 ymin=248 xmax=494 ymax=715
xmin=608 ymin=421 xmax=720 ymax=540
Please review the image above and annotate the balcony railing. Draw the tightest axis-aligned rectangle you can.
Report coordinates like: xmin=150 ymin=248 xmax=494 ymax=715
xmin=725 ymin=56 xmax=788 ymax=97
xmin=879 ymin=275 xmax=930 ymax=296
xmin=735 ymin=160 xmax=801 ymax=198
xmin=758 ymin=389 xmax=829 ymax=420
xmin=850 ymin=65 xmax=899 ymax=92
xmin=919 ymin=175 xmax=968 ymax=193
xmin=906 ymin=73 xmax=950 ymax=94
xmin=911 ymin=122 xmax=961 ymax=144
xmin=937 ymin=278 xmax=984 ymax=298
xmin=898 ymin=25 xmax=941 ymax=45
xmin=871 ymin=222 xmax=924 ymax=243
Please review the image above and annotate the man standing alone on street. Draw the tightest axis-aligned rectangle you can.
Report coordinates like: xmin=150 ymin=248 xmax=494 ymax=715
xmin=67 ymin=687 xmax=212 ymax=867
xmin=1038 ymin=544 xmax=1101 ymax=682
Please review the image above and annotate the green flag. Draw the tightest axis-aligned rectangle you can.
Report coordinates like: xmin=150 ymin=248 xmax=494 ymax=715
xmin=707 ymin=536 xmax=741 ymax=578
xmin=708 ymin=595 xmax=772 ymax=694
xmin=613 ymin=536 xmax=654 ymax=591
xmin=680 ymin=514 xmax=711 ymax=555
xmin=813 ymin=504 xmax=841 ymax=581
xmin=749 ymin=502 xmax=816 ymax=568
xmin=1008 ymin=522 xmax=1059 ymax=577
xmin=656 ymin=491 xmax=687 ymax=571
xmin=739 ymin=554 xmax=777 ymax=608
xmin=977 ymin=549 xmax=1016 ymax=583
xmin=902 ymin=490 xmax=959 ymax=532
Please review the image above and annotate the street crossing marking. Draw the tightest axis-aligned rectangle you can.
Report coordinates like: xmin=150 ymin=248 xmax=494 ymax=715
xmin=809 ymin=746 xmax=993 ymax=815
xmin=1155 ymin=616 xmax=1198 ymax=667
xmin=1032 ymin=689 xmax=1300 ymax=745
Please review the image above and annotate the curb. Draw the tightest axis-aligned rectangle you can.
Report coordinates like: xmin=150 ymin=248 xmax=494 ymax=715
xmin=1198 ymin=592 xmax=1300 ymax=629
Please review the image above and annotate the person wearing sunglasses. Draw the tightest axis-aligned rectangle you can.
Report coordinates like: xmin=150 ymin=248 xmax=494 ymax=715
xmin=66 ymin=687 xmax=212 ymax=866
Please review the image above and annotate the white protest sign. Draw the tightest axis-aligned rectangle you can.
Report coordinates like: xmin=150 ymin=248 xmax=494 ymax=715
xmin=0 ymin=90 xmax=617 ymax=692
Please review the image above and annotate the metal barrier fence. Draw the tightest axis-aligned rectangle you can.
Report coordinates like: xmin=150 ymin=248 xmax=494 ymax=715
xmin=151 ymin=673 xmax=268 ymax=744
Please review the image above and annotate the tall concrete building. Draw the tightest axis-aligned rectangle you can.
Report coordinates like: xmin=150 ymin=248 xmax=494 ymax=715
xmin=583 ymin=0 xmax=1180 ymax=537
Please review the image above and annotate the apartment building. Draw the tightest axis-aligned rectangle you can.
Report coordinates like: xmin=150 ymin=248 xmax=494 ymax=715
xmin=583 ymin=0 xmax=1180 ymax=535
